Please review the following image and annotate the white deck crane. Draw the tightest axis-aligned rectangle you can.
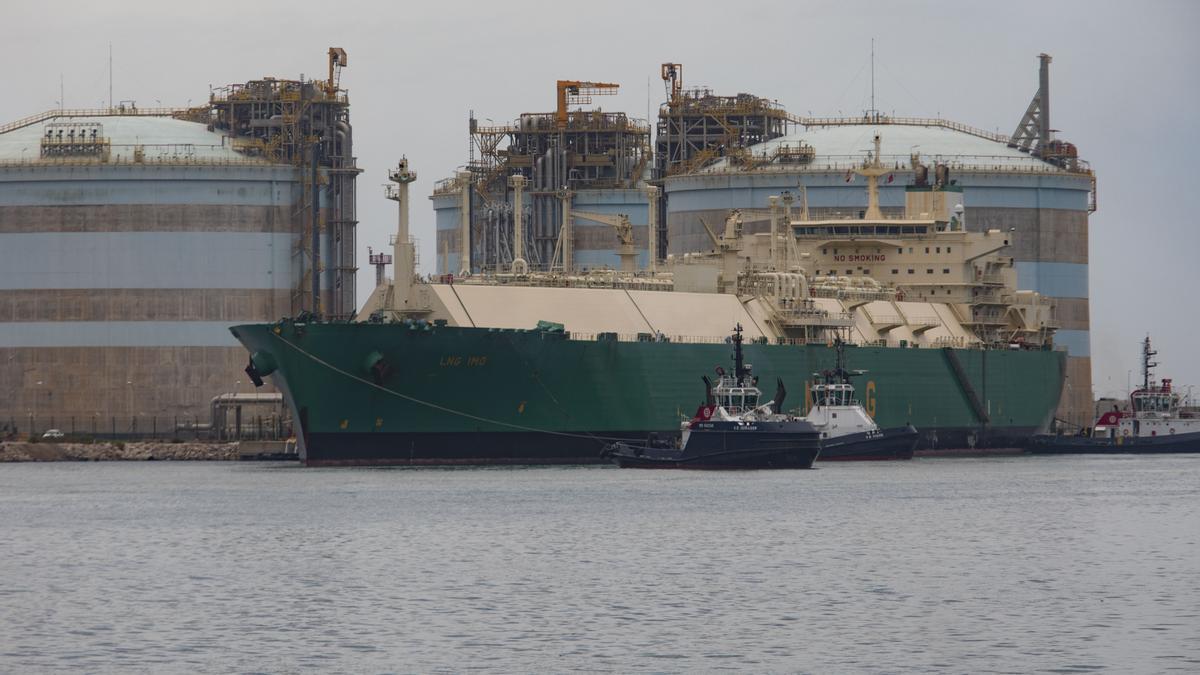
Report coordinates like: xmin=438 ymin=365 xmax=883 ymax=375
xmin=572 ymin=210 xmax=638 ymax=273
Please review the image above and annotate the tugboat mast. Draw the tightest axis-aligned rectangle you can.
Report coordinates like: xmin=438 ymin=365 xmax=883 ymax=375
xmin=1142 ymin=335 xmax=1157 ymax=390
xmin=820 ymin=337 xmax=863 ymax=386
xmin=732 ymin=323 xmax=747 ymax=386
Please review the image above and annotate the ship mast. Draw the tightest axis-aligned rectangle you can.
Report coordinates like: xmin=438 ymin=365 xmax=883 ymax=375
xmin=1142 ymin=335 xmax=1157 ymax=390
xmin=855 ymin=133 xmax=887 ymax=220
xmin=386 ymin=158 xmax=417 ymax=309
xmin=732 ymin=323 xmax=747 ymax=386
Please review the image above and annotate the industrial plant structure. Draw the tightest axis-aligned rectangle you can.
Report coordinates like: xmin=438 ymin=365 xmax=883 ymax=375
xmin=430 ymin=55 xmax=1095 ymax=429
xmin=431 ymin=80 xmax=654 ymax=275
xmin=660 ymin=55 xmax=1094 ymax=427
xmin=0 ymin=50 xmax=1096 ymax=436
xmin=0 ymin=49 xmax=358 ymax=434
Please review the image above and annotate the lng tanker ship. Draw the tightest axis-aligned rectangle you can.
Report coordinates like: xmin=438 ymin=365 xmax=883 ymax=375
xmin=231 ymin=144 xmax=1066 ymax=465
xmin=233 ymin=318 xmax=1062 ymax=465
xmin=234 ymin=142 xmax=1070 ymax=461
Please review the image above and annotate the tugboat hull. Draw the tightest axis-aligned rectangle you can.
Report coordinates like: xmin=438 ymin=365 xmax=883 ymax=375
xmin=603 ymin=422 xmax=821 ymax=470
xmin=1027 ymin=431 xmax=1200 ymax=455
xmin=819 ymin=425 xmax=921 ymax=461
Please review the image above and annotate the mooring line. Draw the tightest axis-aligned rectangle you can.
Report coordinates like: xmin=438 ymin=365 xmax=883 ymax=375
xmin=270 ymin=332 xmax=629 ymax=443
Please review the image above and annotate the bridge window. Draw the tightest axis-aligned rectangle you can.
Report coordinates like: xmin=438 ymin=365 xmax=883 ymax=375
xmin=925 ymin=247 xmax=930 ymax=254
xmin=943 ymin=268 xmax=950 ymax=274
xmin=927 ymin=269 xmax=934 ymax=274
xmin=897 ymin=248 xmax=902 ymax=255
xmin=907 ymin=269 xmax=914 ymax=274
xmin=891 ymin=269 xmax=898 ymax=275
xmin=947 ymin=247 xmax=952 ymax=253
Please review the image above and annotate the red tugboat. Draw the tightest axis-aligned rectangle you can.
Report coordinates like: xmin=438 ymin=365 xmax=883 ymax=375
xmin=602 ymin=325 xmax=821 ymax=469
xmin=1029 ymin=336 xmax=1200 ymax=454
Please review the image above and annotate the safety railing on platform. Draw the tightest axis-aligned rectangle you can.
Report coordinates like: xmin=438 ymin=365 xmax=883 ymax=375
xmin=792 ymin=114 xmax=1012 ymax=145
xmin=0 ymin=107 xmax=187 ymax=135
xmin=696 ymin=151 xmax=1092 ymax=177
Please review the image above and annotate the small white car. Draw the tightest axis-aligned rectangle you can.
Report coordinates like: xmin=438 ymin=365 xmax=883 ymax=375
xmin=41 ymin=429 xmax=65 ymax=439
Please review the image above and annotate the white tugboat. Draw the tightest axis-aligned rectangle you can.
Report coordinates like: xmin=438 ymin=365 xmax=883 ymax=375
xmin=1029 ymin=336 xmax=1200 ymax=454
xmin=602 ymin=325 xmax=821 ymax=469
xmin=806 ymin=339 xmax=919 ymax=461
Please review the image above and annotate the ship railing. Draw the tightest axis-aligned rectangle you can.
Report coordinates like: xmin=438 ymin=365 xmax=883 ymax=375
xmin=905 ymin=315 xmax=943 ymax=329
xmin=566 ymin=332 xmax=851 ymax=347
xmin=931 ymin=335 xmax=970 ymax=348
xmin=694 ymin=151 xmax=1092 ymax=177
xmin=0 ymin=153 xmax=280 ymax=168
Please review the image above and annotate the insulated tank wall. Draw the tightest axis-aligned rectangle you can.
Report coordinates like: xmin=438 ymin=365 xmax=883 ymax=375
xmin=0 ymin=115 xmax=304 ymax=430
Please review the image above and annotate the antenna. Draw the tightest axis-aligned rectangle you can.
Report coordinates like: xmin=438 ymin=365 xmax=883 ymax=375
xmin=108 ymin=43 xmax=113 ymax=111
xmin=870 ymin=38 xmax=875 ymax=120
xmin=646 ymin=75 xmax=651 ymax=133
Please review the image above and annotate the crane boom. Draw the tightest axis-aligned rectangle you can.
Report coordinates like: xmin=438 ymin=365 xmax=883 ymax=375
xmin=556 ymin=80 xmax=619 ymax=129
xmin=572 ymin=210 xmax=638 ymax=273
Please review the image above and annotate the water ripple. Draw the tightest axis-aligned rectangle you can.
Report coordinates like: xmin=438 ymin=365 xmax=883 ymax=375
xmin=0 ymin=456 xmax=1197 ymax=671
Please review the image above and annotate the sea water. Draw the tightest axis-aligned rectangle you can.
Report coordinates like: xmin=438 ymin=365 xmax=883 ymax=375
xmin=1 ymin=455 xmax=1197 ymax=673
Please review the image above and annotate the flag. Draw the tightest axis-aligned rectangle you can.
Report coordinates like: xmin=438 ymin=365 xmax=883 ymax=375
xmin=887 ymin=173 xmax=895 ymax=183
xmin=844 ymin=170 xmax=853 ymax=183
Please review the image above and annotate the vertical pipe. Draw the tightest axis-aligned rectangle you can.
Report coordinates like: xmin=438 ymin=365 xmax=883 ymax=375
xmin=310 ymin=142 xmax=320 ymax=314
xmin=560 ymin=191 xmax=572 ymax=274
xmin=459 ymin=172 xmax=471 ymax=275
xmin=768 ymin=196 xmax=779 ymax=271
xmin=509 ymin=175 xmax=527 ymax=273
xmin=644 ymin=185 xmax=659 ymax=273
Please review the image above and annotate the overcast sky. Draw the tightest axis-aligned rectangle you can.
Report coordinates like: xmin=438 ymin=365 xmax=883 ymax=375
xmin=4 ymin=0 xmax=1198 ymax=398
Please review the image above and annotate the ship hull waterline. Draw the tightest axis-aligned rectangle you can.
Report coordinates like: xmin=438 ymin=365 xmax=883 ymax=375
xmin=602 ymin=420 xmax=822 ymax=470
xmin=818 ymin=426 xmax=921 ymax=461
xmin=1027 ymin=431 xmax=1200 ymax=455
xmin=231 ymin=321 xmax=1065 ymax=467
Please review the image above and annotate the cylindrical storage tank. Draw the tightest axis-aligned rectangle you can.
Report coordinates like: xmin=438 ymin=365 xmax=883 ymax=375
xmin=664 ymin=123 xmax=1095 ymax=427
xmin=0 ymin=114 xmax=301 ymax=434
xmin=570 ymin=189 xmax=650 ymax=272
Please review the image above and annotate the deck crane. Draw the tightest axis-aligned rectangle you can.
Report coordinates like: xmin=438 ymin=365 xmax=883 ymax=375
xmin=572 ymin=210 xmax=638 ymax=273
xmin=555 ymin=80 xmax=620 ymax=129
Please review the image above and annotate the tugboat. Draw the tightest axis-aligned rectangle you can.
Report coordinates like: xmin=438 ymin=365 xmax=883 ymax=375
xmin=806 ymin=339 xmax=920 ymax=460
xmin=602 ymin=325 xmax=821 ymax=469
xmin=1029 ymin=336 xmax=1200 ymax=454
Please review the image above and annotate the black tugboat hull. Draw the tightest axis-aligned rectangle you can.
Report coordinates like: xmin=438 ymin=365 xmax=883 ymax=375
xmin=603 ymin=421 xmax=821 ymax=470
xmin=818 ymin=425 xmax=921 ymax=461
xmin=1027 ymin=430 xmax=1200 ymax=455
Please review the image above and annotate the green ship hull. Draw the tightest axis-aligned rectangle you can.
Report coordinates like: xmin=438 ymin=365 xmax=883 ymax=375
xmin=231 ymin=321 xmax=1065 ymax=466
